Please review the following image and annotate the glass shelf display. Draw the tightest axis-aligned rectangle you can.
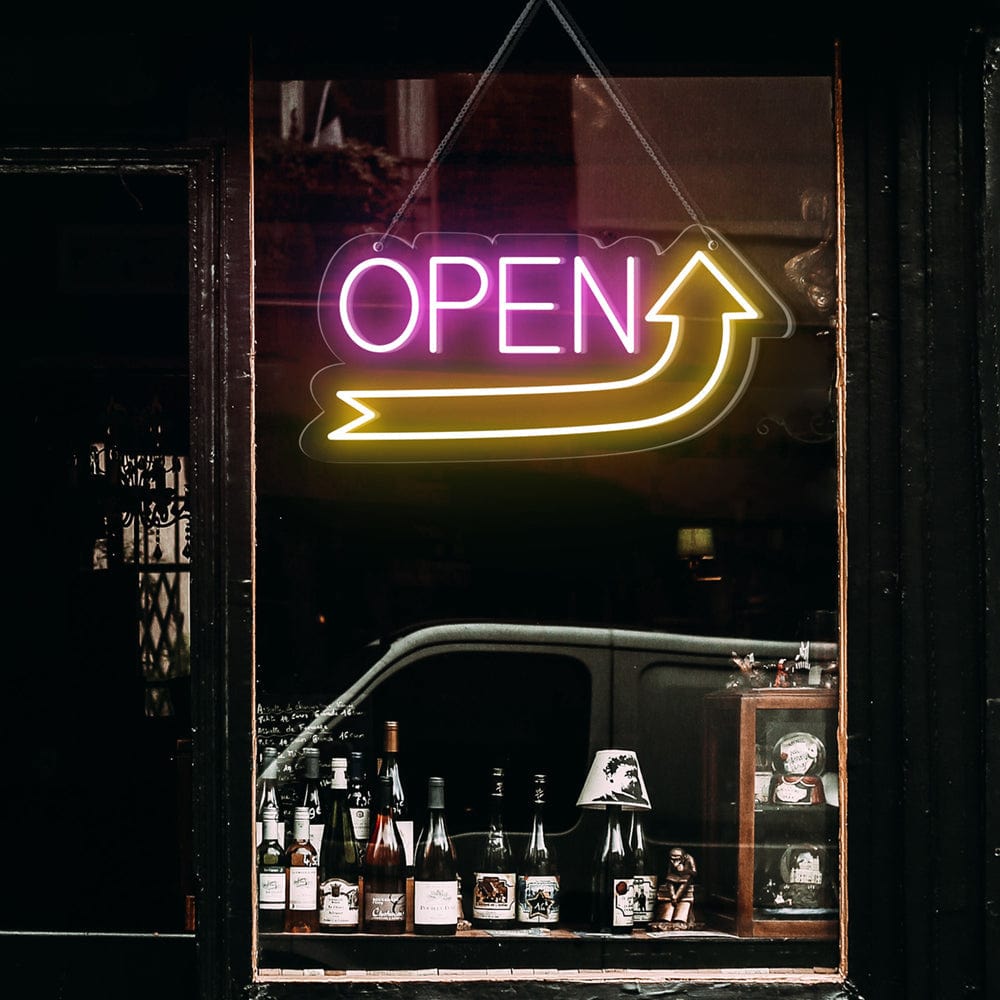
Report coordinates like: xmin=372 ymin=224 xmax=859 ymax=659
xmin=701 ymin=687 xmax=839 ymax=939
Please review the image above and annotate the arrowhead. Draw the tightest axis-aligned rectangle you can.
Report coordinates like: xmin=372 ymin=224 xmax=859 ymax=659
xmin=645 ymin=251 xmax=760 ymax=325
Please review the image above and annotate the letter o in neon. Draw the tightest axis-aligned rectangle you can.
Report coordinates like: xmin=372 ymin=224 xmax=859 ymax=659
xmin=339 ymin=258 xmax=420 ymax=353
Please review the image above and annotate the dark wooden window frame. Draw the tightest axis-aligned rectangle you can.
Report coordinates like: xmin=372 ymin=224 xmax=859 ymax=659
xmin=0 ymin=142 xmax=243 ymax=999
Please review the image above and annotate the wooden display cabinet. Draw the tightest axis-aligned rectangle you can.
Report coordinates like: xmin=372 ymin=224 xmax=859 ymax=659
xmin=701 ymin=687 xmax=839 ymax=939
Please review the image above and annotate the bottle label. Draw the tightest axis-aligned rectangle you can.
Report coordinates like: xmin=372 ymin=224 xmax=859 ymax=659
xmin=310 ymin=823 xmax=325 ymax=863
xmin=287 ymin=868 xmax=318 ymax=910
xmin=611 ymin=877 xmax=634 ymax=926
xmin=472 ymin=872 xmax=516 ymax=920
xmin=319 ymin=877 xmax=360 ymax=927
xmin=396 ymin=820 xmax=415 ymax=867
xmin=517 ymin=874 xmax=560 ymax=923
xmin=350 ymin=807 xmax=370 ymax=843
xmin=414 ymin=880 xmax=458 ymax=925
xmin=365 ymin=890 xmax=405 ymax=922
xmin=632 ymin=874 xmax=657 ymax=922
xmin=259 ymin=870 xmax=286 ymax=908
xmin=773 ymin=776 xmax=814 ymax=804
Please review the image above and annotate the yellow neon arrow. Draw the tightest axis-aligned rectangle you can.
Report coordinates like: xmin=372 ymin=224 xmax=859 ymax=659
xmin=326 ymin=250 xmax=760 ymax=443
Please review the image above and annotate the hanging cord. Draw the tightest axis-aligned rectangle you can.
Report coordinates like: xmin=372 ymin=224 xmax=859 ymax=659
xmin=544 ymin=0 xmax=714 ymax=246
xmin=375 ymin=0 xmax=544 ymax=250
xmin=377 ymin=0 xmax=714 ymax=251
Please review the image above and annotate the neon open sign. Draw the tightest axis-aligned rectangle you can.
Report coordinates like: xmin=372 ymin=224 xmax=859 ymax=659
xmin=301 ymin=226 xmax=794 ymax=462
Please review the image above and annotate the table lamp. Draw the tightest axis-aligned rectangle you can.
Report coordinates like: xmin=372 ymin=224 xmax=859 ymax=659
xmin=576 ymin=749 xmax=651 ymax=933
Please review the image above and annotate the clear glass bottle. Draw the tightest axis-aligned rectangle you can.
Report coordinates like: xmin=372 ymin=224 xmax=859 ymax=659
xmin=347 ymin=750 xmax=371 ymax=846
xmin=256 ymin=745 xmax=285 ymax=847
xmin=591 ymin=804 xmax=633 ymax=934
xmin=362 ymin=773 xmax=406 ymax=933
xmin=284 ymin=805 xmax=319 ymax=933
xmin=628 ymin=811 xmax=657 ymax=928
xmin=376 ymin=722 xmax=412 ymax=868
xmin=376 ymin=720 xmax=413 ymax=930
xmin=299 ymin=746 xmax=325 ymax=863
xmin=318 ymin=756 xmax=362 ymax=933
xmin=413 ymin=776 xmax=459 ymax=935
xmin=472 ymin=766 xmax=516 ymax=929
xmin=257 ymin=803 xmax=286 ymax=933
xmin=517 ymin=773 xmax=559 ymax=926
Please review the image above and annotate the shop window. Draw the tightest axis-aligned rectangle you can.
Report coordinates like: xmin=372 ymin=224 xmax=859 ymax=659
xmin=252 ymin=5 xmax=841 ymax=982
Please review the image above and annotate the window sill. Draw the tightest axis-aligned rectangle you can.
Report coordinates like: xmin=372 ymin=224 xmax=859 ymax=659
xmin=258 ymin=926 xmax=839 ymax=979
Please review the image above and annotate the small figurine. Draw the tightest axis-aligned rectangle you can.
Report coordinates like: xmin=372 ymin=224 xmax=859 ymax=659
xmin=651 ymin=847 xmax=697 ymax=930
xmin=773 ymin=658 xmax=790 ymax=687
xmin=727 ymin=651 xmax=765 ymax=689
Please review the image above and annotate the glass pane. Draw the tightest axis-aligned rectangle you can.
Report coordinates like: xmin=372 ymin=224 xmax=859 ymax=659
xmin=2 ymin=173 xmax=193 ymax=932
xmin=252 ymin=23 xmax=840 ymax=978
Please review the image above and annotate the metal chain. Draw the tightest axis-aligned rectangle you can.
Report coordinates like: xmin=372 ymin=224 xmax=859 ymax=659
xmin=376 ymin=0 xmax=544 ymax=249
xmin=544 ymin=0 xmax=710 ymax=237
xmin=377 ymin=0 xmax=710 ymax=249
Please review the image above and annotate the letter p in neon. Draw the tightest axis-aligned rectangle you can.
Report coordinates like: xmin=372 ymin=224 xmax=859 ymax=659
xmin=428 ymin=256 xmax=490 ymax=354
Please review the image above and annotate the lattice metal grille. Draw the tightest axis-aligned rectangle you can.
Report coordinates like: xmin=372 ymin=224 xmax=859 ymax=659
xmin=89 ymin=431 xmax=191 ymax=718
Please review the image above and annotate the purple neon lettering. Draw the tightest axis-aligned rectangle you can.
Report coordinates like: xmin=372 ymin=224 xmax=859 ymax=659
xmin=498 ymin=256 xmax=564 ymax=355
xmin=573 ymin=255 xmax=638 ymax=354
xmin=339 ymin=257 xmax=420 ymax=353
xmin=428 ymin=255 xmax=490 ymax=354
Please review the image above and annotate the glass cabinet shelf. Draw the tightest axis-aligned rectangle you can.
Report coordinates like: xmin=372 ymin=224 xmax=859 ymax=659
xmin=701 ymin=687 xmax=840 ymax=940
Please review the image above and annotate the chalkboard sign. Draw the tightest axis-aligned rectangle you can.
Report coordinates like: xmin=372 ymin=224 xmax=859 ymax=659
xmin=255 ymin=698 xmax=371 ymax=816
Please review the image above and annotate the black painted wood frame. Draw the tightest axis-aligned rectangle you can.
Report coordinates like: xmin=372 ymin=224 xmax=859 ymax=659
xmin=0 ymin=12 xmax=996 ymax=1000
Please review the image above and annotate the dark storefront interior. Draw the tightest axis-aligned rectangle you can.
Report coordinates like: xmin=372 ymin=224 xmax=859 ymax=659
xmin=5 ymin=172 xmax=193 ymax=932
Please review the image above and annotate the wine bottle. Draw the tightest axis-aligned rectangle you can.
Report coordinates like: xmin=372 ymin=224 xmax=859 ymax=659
xmin=257 ymin=803 xmax=286 ymax=933
xmin=591 ymin=804 xmax=633 ymax=933
xmin=628 ymin=811 xmax=657 ymax=928
xmin=472 ymin=767 xmax=516 ymax=929
xmin=318 ymin=756 xmax=362 ymax=933
xmin=284 ymin=805 xmax=319 ymax=933
xmin=377 ymin=720 xmax=414 ymax=930
xmin=299 ymin=747 xmax=325 ymax=863
xmin=376 ymin=722 xmax=413 ymax=868
xmin=517 ymin=773 xmax=559 ymax=926
xmin=413 ymin=776 xmax=459 ymax=935
xmin=256 ymin=745 xmax=285 ymax=847
xmin=362 ymin=773 xmax=406 ymax=933
xmin=347 ymin=750 xmax=371 ymax=846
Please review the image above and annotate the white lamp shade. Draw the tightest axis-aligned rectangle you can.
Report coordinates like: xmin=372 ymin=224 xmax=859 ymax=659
xmin=576 ymin=749 xmax=651 ymax=811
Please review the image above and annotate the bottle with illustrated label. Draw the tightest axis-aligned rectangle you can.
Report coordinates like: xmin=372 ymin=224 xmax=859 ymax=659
xmin=591 ymin=803 xmax=633 ymax=933
xmin=628 ymin=811 xmax=657 ymax=927
xmin=517 ymin=773 xmax=559 ymax=926
xmin=257 ymin=804 xmax=286 ymax=933
xmin=472 ymin=767 xmax=516 ymax=929
xmin=299 ymin=747 xmax=326 ymax=863
xmin=318 ymin=757 xmax=362 ymax=933
xmin=362 ymin=773 xmax=406 ymax=933
xmin=347 ymin=750 xmax=371 ymax=846
xmin=256 ymin=745 xmax=285 ymax=847
xmin=413 ymin=776 xmax=459 ymax=935
xmin=284 ymin=805 xmax=319 ymax=933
